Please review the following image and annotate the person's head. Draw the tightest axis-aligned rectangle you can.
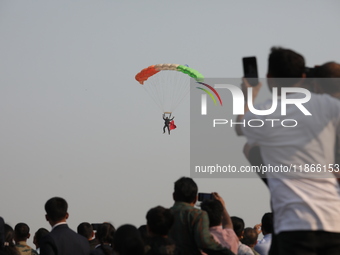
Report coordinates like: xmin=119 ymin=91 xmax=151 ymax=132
xmin=166 ymin=117 xmax=169 ymax=119
xmin=314 ymin=62 xmax=340 ymax=97
xmin=137 ymin=225 xmax=149 ymax=244
xmin=96 ymin=223 xmax=115 ymax=245
xmin=200 ymin=199 xmax=223 ymax=227
xmin=44 ymin=197 xmax=68 ymax=225
xmin=14 ymin=223 xmax=30 ymax=242
xmin=4 ymin=224 xmax=19 ymax=255
xmin=241 ymin=227 xmax=258 ymax=248
xmin=231 ymin=216 xmax=245 ymax=239
xmin=33 ymin=228 xmax=49 ymax=249
xmin=267 ymin=47 xmax=305 ymax=89
xmin=261 ymin=212 xmax=273 ymax=235
xmin=4 ymin=224 xmax=15 ymax=246
xmin=173 ymin=177 xmax=198 ymax=204
xmin=113 ymin=224 xmax=144 ymax=255
xmin=77 ymin=222 xmax=94 ymax=240
xmin=146 ymin=206 xmax=174 ymax=236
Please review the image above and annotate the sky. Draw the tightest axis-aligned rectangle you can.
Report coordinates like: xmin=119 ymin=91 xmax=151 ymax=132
xmin=1 ymin=0 xmax=340 ymax=247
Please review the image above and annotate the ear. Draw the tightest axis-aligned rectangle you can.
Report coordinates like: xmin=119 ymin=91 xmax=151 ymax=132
xmin=28 ymin=233 xmax=30 ymax=239
xmin=45 ymin=214 xmax=49 ymax=222
xmin=65 ymin=212 xmax=69 ymax=220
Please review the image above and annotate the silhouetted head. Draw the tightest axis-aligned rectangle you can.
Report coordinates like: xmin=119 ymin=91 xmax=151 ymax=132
xmin=267 ymin=47 xmax=305 ymax=88
xmin=4 ymin=224 xmax=15 ymax=246
xmin=241 ymin=227 xmax=258 ymax=247
xmin=173 ymin=177 xmax=198 ymax=203
xmin=200 ymin=199 xmax=224 ymax=227
xmin=96 ymin=223 xmax=115 ymax=245
xmin=77 ymin=222 xmax=94 ymax=240
xmin=45 ymin=197 xmax=68 ymax=223
xmin=314 ymin=62 xmax=340 ymax=96
xmin=231 ymin=216 xmax=245 ymax=238
xmin=14 ymin=223 xmax=30 ymax=242
xmin=146 ymin=206 xmax=174 ymax=236
xmin=261 ymin=212 xmax=274 ymax=235
xmin=33 ymin=228 xmax=49 ymax=249
xmin=113 ymin=224 xmax=144 ymax=255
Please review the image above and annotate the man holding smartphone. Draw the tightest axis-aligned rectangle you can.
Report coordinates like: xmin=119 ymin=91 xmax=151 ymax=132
xmin=168 ymin=177 xmax=235 ymax=255
xmin=238 ymin=47 xmax=340 ymax=255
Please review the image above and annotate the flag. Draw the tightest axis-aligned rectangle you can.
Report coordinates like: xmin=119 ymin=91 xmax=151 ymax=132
xmin=170 ymin=120 xmax=177 ymax=130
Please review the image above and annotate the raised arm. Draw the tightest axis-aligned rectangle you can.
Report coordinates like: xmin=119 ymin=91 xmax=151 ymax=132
xmin=212 ymin=192 xmax=232 ymax=229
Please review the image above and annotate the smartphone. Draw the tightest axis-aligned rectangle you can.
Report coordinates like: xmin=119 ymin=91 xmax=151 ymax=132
xmin=198 ymin=192 xmax=213 ymax=201
xmin=242 ymin=56 xmax=259 ymax=86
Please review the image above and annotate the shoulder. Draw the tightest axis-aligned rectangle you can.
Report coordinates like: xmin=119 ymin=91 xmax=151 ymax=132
xmin=238 ymin=243 xmax=254 ymax=255
xmin=171 ymin=202 xmax=208 ymax=221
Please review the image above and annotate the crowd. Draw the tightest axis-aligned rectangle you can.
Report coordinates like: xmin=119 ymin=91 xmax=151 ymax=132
xmin=0 ymin=177 xmax=271 ymax=255
xmin=1 ymin=46 xmax=340 ymax=255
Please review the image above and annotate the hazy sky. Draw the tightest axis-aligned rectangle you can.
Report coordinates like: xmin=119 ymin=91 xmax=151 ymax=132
xmin=1 ymin=0 xmax=340 ymax=247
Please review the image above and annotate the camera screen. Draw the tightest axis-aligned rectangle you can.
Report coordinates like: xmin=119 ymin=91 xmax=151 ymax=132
xmin=198 ymin=193 xmax=212 ymax=201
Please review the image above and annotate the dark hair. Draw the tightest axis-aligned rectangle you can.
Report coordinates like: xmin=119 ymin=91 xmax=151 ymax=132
xmin=96 ymin=223 xmax=115 ymax=244
xmin=4 ymin=224 xmax=19 ymax=255
xmin=241 ymin=227 xmax=258 ymax=246
xmin=77 ymin=222 xmax=93 ymax=239
xmin=315 ymin=62 xmax=340 ymax=95
xmin=261 ymin=212 xmax=274 ymax=234
xmin=268 ymin=47 xmax=305 ymax=87
xmin=14 ymin=223 xmax=30 ymax=241
xmin=173 ymin=177 xmax=197 ymax=203
xmin=34 ymin=228 xmax=49 ymax=248
xmin=45 ymin=197 xmax=68 ymax=221
xmin=113 ymin=224 xmax=144 ymax=255
xmin=231 ymin=216 xmax=244 ymax=237
xmin=146 ymin=206 xmax=174 ymax=236
xmin=96 ymin=223 xmax=115 ymax=255
xmin=137 ymin=225 xmax=149 ymax=244
xmin=200 ymin=199 xmax=223 ymax=227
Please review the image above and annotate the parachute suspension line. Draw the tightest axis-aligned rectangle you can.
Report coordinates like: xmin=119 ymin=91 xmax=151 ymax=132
xmin=142 ymin=80 xmax=161 ymax=111
xmin=171 ymin=74 xmax=190 ymax=112
xmin=142 ymin=86 xmax=163 ymax=112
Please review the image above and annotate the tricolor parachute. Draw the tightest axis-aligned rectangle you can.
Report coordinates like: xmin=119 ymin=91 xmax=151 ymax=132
xmin=135 ymin=64 xmax=204 ymax=114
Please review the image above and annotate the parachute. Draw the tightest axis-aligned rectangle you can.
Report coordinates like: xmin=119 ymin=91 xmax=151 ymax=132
xmin=135 ymin=64 xmax=204 ymax=114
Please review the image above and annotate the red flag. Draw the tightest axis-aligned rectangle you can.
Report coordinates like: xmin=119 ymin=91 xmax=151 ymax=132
xmin=169 ymin=120 xmax=177 ymax=130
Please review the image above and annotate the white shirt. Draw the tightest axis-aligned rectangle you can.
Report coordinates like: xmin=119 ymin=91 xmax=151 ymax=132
xmin=51 ymin=221 xmax=67 ymax=231
xmin=243 ymin=93 xmax=340 ymax=234
xmin=254 ymin=234 xmax=272 ymax=255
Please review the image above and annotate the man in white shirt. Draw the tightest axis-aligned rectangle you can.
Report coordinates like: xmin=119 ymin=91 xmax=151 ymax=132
xmin=230 ymin=217 xmax=254 ymax=255
xmin=240 ymin=47 xmax=340 ymax=255
xmin=254 ymin=213 xmax=273 ymax=255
